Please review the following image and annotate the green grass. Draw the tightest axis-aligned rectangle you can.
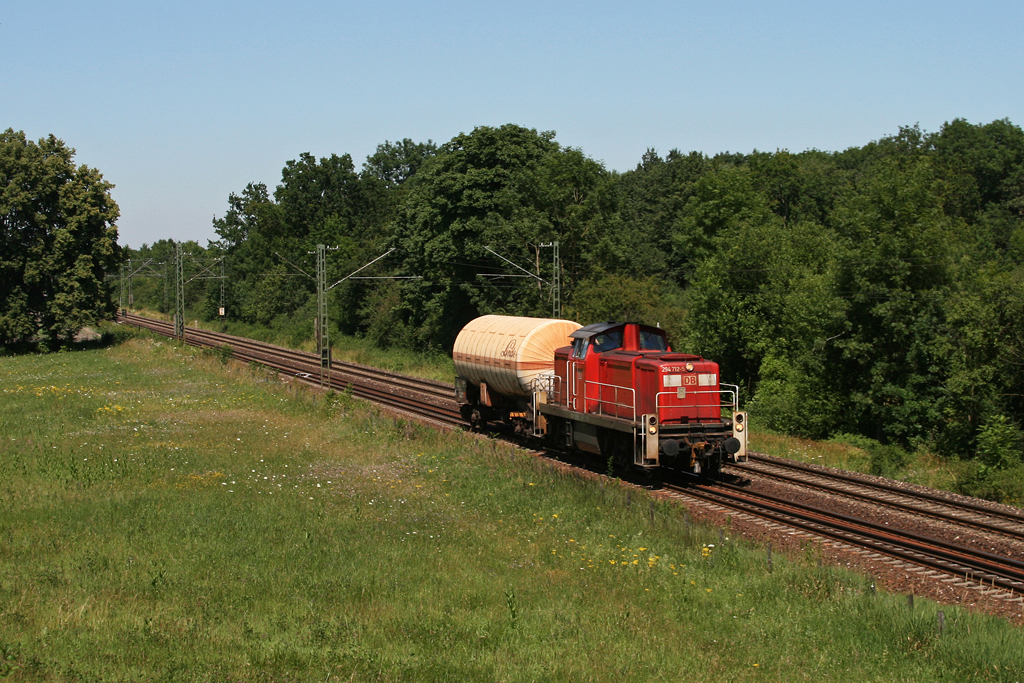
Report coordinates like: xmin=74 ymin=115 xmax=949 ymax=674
xmin=3 ymin=339 xmax=1023 ymax=681
xmin=749 ymin=430 xmax=874 ymax=473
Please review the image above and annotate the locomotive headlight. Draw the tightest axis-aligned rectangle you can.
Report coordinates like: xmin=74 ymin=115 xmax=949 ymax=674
xmin=735 ymin=423 xmax=744 ymax=432
xmin=685 ymin=362 xmax=694 ymax=372
xmin=648 ymin=426 xmax=657 ymax=435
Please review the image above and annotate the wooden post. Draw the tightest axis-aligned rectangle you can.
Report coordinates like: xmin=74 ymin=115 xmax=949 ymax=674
xmin=937 ymin=611 xmax=945 ymax=634
xmin=907 ymin=594 xmax=914 ymax=610
xmin=766 ymin=543 xmax=773 ymax=573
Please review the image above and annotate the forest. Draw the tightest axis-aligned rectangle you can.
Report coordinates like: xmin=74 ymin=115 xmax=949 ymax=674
xmin=123 ymin=119 xmax=1024 ymax=495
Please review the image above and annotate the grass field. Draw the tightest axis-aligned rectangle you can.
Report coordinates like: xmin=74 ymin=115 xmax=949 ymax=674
xmin=3 ymin=337 xmax=1022 ymax=681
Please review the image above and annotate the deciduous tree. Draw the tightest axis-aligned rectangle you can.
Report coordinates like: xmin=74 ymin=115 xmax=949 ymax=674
xmin=0 ymin=129 xmax=120 ymax=347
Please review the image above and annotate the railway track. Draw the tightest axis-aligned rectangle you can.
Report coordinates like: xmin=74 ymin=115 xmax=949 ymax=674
xmin=665 ymin=480 xmax=1024 ymax=596
xmin=118 ymin=312 xmax=1024 ymax=609
xmin=727 ymin=455 xmax=1024 ymax=543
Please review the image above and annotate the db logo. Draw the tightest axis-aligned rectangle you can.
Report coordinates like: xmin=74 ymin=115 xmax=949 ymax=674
xmin=500 ymin=339 xmax=518 ymax=358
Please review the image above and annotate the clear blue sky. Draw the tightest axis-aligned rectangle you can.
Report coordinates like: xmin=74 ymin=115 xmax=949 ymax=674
xmin=3 ymin=1 xmax=1021 ymax=248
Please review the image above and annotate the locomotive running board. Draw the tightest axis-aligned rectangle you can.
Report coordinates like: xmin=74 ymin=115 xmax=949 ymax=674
xmin=537 ymin=404 xmax=638 ymax=434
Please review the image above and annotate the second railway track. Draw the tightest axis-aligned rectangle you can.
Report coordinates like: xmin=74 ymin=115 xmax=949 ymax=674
xmin=727 ymin=455 xmax=1024 ymax=543
xmin=665 ymin=479 xmax=1024 ymax=596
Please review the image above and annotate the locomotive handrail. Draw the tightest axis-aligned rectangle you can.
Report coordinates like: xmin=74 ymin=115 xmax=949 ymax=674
xmin=655 ymin=388 xmax=736 ymax=415
xmin=720 ymin=383 xmax=741 ymax=413
xmin=530 ymin=372 xmax=559 ymax=395
xmin=583 ymin=380 xmax=636 ymax=422
xmin=569 ymin=360 xmax=583 ymax=412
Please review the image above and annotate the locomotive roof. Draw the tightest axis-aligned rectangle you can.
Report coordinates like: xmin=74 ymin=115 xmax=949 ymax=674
xmin=569 ymin=321 xmax=664 ymax=339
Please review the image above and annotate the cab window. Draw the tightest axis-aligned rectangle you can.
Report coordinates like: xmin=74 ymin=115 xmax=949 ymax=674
xmin=640 ymin=330 xmax=668 ymax=351
xmin=592 ymin=330 xmax=623 ymax=353
xmin=571 ymin=337 xmax=588 ymax=359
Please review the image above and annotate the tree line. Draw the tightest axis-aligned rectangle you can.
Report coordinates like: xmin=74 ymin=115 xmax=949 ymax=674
xmin=121 ymin=120 xmax=1024 ymax=494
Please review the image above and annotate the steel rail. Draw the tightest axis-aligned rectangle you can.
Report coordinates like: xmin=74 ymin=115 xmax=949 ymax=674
xmin=746 ymin=454 xmax=1024 ymax=526
xmin=673 ymin=481 xmax=1024 ymax=594
xmin=121 ymin=314 xmax=452 ymax=394
xmin=727 ymin=458 xmax=1024 ymax=543
xmin=120 ymin=313 xmax=454 ymax=399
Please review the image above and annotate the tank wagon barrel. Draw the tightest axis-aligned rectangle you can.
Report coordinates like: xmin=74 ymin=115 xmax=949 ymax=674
xmin=453 ymin=315 xmax=582 ymax=398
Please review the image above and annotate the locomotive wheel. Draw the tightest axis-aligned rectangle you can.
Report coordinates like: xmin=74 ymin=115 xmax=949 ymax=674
xmin=614 ymin=432 xmax=634 ymax=469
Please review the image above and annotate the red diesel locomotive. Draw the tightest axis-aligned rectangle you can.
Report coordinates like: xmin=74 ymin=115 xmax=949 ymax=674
xmin=453 ymin=315 xmax=747 ymax=474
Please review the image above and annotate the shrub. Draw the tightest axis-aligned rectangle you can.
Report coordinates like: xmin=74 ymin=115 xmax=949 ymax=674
xmin=975 ymin=414 xmax=1023 ymax=470
xmin=953 ymin=416 xmax=1024 ymax=505
xmin=202 ymin=343 xmax=233 ymax=364
xmin=982 ymin=464 xmax=1024 ymax=506
xmin=828 ymin=433 xmax=908 ymax=478
xmin=749 ymin=355 xmax=842 ymax=439
xmin=954 ymin=459 xmax=1024 ymax=505
xmin=98 ymin=323 xmax=140 ymax=347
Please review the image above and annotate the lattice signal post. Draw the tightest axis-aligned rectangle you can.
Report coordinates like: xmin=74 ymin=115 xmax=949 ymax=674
xmin=118 ymin=263 xmax=125 ymax=312
xmin=171 ymin=244 xmax=227 ymax=343
xmin=174 ymin=243 xmax=185 ymax=340
xmin=275 ymin=245 xmax=407 ymax=389
xmin=316 ymin=243 xmax=330 ymax=389
xmin=486 ymin=243 xmax=561 ymax=319
xmin=542 ymin=240 xmax=561 ymax=319
xmin=120 ymin=258 xmax=166 ymax=312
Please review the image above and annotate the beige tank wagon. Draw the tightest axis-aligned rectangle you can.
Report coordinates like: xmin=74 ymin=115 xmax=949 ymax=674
xmin=453 ymin=315 xmax=581 ymax=403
